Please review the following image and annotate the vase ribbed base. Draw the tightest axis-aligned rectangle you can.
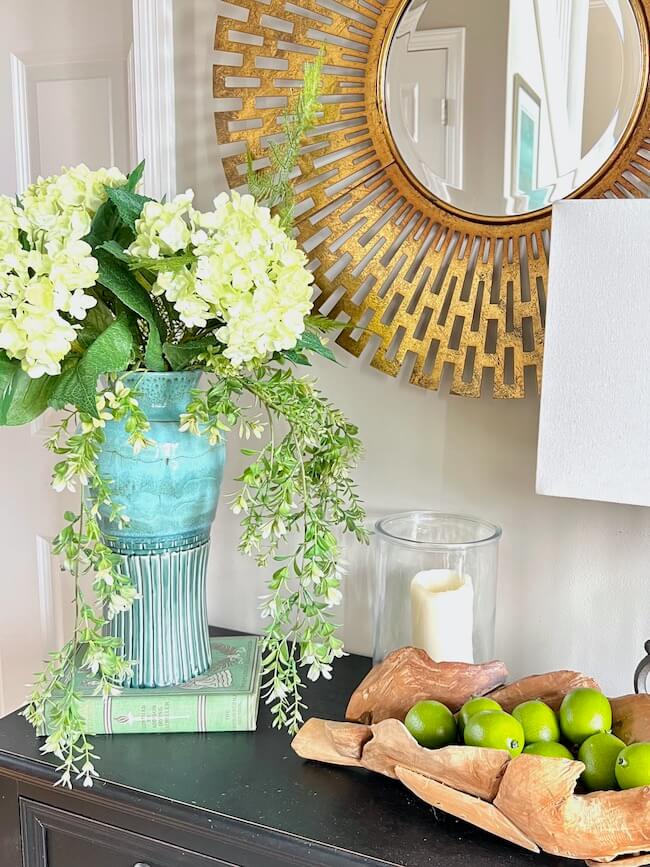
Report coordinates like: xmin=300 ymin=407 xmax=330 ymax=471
xmin=108 ymin=537 xmax=212 ymax=688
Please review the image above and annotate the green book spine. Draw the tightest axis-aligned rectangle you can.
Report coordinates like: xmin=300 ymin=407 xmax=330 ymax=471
xmin=75 ymin=690 xmax=260 ymax=734
xmin=41 ymin=635 xmax=262 ymax=736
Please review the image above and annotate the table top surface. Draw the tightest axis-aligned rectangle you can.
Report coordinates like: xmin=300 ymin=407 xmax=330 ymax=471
xmin=0 ymin=629 xmax=575 ymax=867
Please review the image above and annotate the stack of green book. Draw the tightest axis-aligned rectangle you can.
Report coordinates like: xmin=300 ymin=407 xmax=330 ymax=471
xmin=44 ymin=635 xmax=262 ymax=735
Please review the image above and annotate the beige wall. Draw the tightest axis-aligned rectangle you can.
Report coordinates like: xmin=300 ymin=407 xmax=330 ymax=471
xmin=175 ymin=0 xmax=650 ymax=696
xmin=583 ymin=0 xmax=641 ymax=154
xmin=583 ymin=6 xmax=624 ymax=154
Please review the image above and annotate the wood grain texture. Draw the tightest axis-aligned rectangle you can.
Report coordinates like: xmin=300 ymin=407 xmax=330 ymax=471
xmin=395 ymin=766 xmax=539 ymax=853
xmin=291 ymin=717 xmax=509 ymax=800
xmin=291 ymin=718 xmax=371 ymax=767
xmin=494 ymin=755 xmax=650 ymax=861
xmin=292 ymin=654 xmax=650 ymax=864
xmin=611 ymin=695 xmax=650 ymax=745
xmin=345 ymin=647 xmax=508 ymax=723
xmin=361 ymin=719 xmax=509 ymax=800
xmin=488 ymin=671 xmax=601 ymax=713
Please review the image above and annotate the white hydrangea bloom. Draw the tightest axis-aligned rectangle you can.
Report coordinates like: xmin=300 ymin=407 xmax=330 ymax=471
xmin=0 ymin=165 xmax=126 ymax=378
xmin=129 ymin=190 xmax=314 ymax=365
xmin=154 ymin=268 xmax=211 ymax=329
xmin=21 ymin=164 xmax=125 ymax=242
xmin=128 ymin=190 xmax=195 ymax=259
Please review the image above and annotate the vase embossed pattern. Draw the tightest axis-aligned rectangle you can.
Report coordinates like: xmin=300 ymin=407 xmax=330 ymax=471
xmin=96 ymin=371 xmax=226 ymax=688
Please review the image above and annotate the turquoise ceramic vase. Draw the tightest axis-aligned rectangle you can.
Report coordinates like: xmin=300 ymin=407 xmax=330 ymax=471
xmin=95 ymin=371 xmax=226 ymax=688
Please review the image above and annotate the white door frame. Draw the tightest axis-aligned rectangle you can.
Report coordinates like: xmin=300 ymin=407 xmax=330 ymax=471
xmin=0 ymin=0 xmax=177 ymax=718
xmin=405 ymin=26 xmax=466 ymax=190
xmin=131 ymin=0 xmax=177 ymax=199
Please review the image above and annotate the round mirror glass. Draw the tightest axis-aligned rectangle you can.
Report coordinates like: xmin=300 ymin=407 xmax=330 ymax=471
xmin=384 ymin=0 xmax=644 ymax=217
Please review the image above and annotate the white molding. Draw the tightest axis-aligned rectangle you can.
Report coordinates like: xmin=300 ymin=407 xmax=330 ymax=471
xmin=127 ymin=45 xmax=138 ymax=169
xmin=399 ymin=82 xmax=419 ymax=144
xmin=10 ymin=53 xmax=32 ymax=190
xmin=132 ymin=0 xmax=176 ymax=198
xmin=15 ymin=57 xmax=130 ymax=182
xmin=405 ymin=26 xmax=466 ymax=190
xmin=36 ymin=535 xmax=64 ymax=653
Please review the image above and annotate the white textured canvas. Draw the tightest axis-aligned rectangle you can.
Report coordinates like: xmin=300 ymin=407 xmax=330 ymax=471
xmin=536 ymin=199 xmax=650 ymax=507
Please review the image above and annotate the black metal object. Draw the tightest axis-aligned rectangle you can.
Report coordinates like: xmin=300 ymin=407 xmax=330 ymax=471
xmin=0 ymin=628 xmax=576 ymax=867
xmin=635 ymin=640 xmax=650 ymax=694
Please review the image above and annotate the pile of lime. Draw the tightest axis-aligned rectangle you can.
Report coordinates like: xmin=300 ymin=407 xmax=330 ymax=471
xmin=403 ymin=687 xmax=650 ymax=793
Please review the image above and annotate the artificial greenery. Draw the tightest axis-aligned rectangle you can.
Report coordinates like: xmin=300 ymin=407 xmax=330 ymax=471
xmin=24 ymin=382 xmax=152 ymax=787
xmin=181 ymin=350 xmax=367 ymax=728
xmin=0 ymin=56 xmax=367 ymax=788
xmin=246 ymin=52 xmax=323 ymax=230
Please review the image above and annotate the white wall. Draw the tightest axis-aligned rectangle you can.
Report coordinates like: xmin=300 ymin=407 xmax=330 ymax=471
xmin=0 ymin=0 xmax=133 ymax=714
xmin=175 ymin=0 xmax=649 ymax=697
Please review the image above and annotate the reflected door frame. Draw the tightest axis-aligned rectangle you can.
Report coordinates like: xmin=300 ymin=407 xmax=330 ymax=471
xmin=405 ymin=25 xmax=466 ymax=190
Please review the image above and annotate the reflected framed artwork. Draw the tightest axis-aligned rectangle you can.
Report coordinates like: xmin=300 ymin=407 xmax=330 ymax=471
xmin=512 ymin=75 xmax=541 ymax=210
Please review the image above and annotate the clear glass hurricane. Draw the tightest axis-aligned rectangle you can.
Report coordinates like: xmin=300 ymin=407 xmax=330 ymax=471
xmin=373 ymin=511 xmax=502 ymax=666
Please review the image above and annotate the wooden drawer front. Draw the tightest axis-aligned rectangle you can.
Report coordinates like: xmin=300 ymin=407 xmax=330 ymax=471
xmin=20 ymin=799 xmax=237 ymax=867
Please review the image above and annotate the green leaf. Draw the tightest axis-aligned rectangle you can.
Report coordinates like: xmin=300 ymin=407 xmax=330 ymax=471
xmin=163 ymin=337 xmax=217 ymax=370
xmin=0 ymin=351 xmax=57 ymax=426
xmin=84 ymin=198 xmax=119 ymax=251
xmin=75 ymin=302 xmax=115 ymax=350
xmin=99 ymin=240 xmax=131 ymax=264
xmin=125 ymin=160 xmax=145 ymax=192
xmin=283 ymin=349 xmax=312 ymax=366
xmin=304 ymin=313 xmax=346 ymax=332
xmin=304 ymin=313 xmax=371 ymax=337
xmin=49 ymin=314 xmax=134 ymax=416
xmin=106 ymin=187 xmax=149 ymax=231
xmin=295 ymin=330 xmax=337 ymax=363
xmin=95 ymin=249 xmax=166 ymax=371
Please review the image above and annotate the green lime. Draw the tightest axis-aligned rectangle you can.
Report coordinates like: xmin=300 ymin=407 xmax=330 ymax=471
xmin=404 ymin=700 xmax=457 ymax=749
xmin=523 ymin=741 xmax=574 ymax=759
xmin=559 ymin=688 xmax=612 ymax=745
xmin=615 ymin=742 xmax=650 ymax=790
xmin=578 ymin=732 xmax=626 ymax=791
xmin=457 ymin=696 xmax=502 ymax=733
xmin=463 ymin=710 xmax=525 ymax=758
xmin=513 ymin=700 xmax=561 ymax=744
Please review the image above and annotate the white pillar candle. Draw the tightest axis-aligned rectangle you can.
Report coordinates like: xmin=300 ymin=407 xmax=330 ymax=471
xmin=410 ymin=569 xmax=474 ymax=663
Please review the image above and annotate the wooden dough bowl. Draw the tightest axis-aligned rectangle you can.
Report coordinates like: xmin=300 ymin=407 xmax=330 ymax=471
xmin=292 ymin=647 xmax=650 ymax=866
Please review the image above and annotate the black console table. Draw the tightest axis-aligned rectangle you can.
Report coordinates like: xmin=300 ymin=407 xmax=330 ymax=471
xmin=0 ymin=630 xmax=575 ymax=867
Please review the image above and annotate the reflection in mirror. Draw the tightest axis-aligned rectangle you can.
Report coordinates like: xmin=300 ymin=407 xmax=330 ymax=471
xmin=384 ymin=0 xmax=644 ymax=217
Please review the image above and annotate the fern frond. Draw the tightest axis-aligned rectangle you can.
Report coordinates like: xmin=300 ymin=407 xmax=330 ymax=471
xmin=246 ymin=51 xmax=324 ymax=231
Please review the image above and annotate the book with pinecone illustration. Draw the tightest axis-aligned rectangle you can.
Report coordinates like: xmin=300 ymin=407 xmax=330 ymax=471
xmin=42 ymin=636 xmax=262 ymax=735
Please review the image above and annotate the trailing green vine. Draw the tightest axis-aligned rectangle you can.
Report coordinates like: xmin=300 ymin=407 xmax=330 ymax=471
xmin=181 ymin=349 xmax=368 ymax=732
xmin=22 ymin=381 xmax=152 ymax=787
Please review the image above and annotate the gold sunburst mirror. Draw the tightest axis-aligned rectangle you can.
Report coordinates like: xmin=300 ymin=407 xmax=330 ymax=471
xmin=214 ymin=0 xmax=649 ymax=397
